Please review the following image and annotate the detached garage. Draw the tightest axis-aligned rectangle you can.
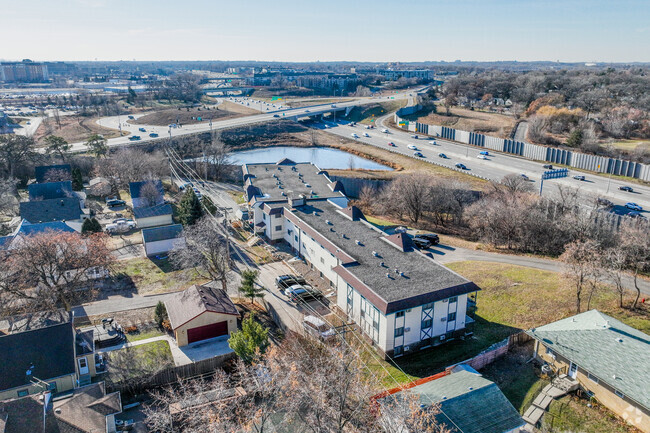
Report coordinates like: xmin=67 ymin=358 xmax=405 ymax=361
xmin=165 ymin=284 xmax=239 ymax=347
xmin=142 ymin=224 xmax=185 ymax=256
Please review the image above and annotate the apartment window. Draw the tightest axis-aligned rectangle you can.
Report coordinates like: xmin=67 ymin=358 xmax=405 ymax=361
xmin=275 ymin=214 xmax=281 ymax=218
xmin=17 ymin=389 xmax=28 ymax=397
xmin=395 ymin=327 xmax=404 ymax=337
xmin=422 ymin=303 xmax=434 ymax=310
xmin=396 ymin=311 xmax=405 ymax=318
xmin=394 ymin=345 xmax=403 ymax=356
xmin=615 ymin=390 xmax=625 ymax=399
xmin=294 ymin=235 xmax=298 ymax=242
xmin=263 ymin=214 xmax=266 ymax=220
xmin=422 ymin=319 xmax=433 ymax=329
xmin=448 ymin=312 xmax=457 ymax=322
xmin=275 ymin=225 xmax=282 ymax=231
xmin=448 ymin=296 xmax=458 ymax=303
xmin=587 ymin=373 xmax=599 ymax=384
xmin=320 ymin=257 xmax=325 ymax=264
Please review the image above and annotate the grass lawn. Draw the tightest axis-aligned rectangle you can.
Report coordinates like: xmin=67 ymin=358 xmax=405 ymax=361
xmin=364 ymin=261 xmax=649 ymax=389
xmin=227 ymin=190 xmax=246 ymax=204
xmin=125 ymin=327 xmax=165 ymax=342
xmin=543 ymin=396 xmax=636 ymax=433
xmin=112 ymin=257 xmax=208 ymax=295
xmin=607 ymin=139 xmax=650 ymax=152
xmin=124 ymin=340 xmax=173 ymax=372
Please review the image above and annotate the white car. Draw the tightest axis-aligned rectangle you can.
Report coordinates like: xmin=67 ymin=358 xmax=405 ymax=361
xmin=381 ymin=128 xmax=389 ymax=133
xmin=351 ymin=133 xmax=359 ymax=138
xmin=408 ymin=144 xmax=418 ymax=150
xmin=105 ymin=220 xmax=136 ymax=233
xmin=429 ymin=140 xmax=437 ymax=145
xmin=477 ymin=154 xmax=488 ymax=160
xmin=302 ymin=315 xmax=336 ymax=341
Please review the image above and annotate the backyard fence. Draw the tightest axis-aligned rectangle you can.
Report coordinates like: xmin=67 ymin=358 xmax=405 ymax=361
xmin=393 ymin=114 xmax=650 ymax=182
xmin=450 ymin=331 xmax=533 ymax=372
xmin=107 ymin=351 xmax=236 ymax=396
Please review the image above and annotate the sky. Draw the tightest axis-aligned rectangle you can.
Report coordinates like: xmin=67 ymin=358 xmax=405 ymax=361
xmin=1 ymin=0 xmax=649 ymax=63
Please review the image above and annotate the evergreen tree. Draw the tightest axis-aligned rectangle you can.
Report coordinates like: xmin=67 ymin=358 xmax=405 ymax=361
xmin=71 ymin=167 xmax=83 ymax=191
xmin=228 ymin=313 xmax=269 ymax=363
xmin=239 ymin=269 xmax=264 ymax=304
xmin=178 ymin=188 xmax=203 ymax=226
xmin=566 ymin=129 xmax=583 ymax=147
xmin=81 ymin=217 xmax=102 ymax=234
xmin=154 ymin=301 xmax=168 ymax=327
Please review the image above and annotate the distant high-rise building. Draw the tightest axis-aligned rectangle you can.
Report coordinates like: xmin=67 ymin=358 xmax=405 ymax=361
xmin=0 ymin=59 xmax=49 ymax=83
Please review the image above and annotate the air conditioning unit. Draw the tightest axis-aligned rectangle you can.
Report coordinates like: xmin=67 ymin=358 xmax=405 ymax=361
xmin=404 ymin=345 xmax=410 ymax=352
xmin=439 ymin=335 xmax=446 ymax=341
xmin=404 ymin=327 xmax=411 ymax=333
xmin=441 ymin=317 xmax=447 ymax=322
xmin=442 ymin=299 xmax=448 ymax=303
xmin=406 ymin=309 xmax=412 ymax=313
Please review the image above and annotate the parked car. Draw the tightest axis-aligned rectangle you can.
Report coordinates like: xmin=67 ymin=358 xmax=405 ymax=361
xmin=438 ymin=153 xmax=448 ymax=158
xmin=302 ymin=315 xmax=336 ymax=341
xmin=106 ymin=199 xmax=126 ymax=208
xmin=276 ymin=275 xmax=307 ymax=290
xmin=573 ymin=175 xmax=586 ymax=181
xmin=455 ymin=163 xmax=467 ymax=170
xmin=415 ymin=233 xmax=440 ymax=245
xmin=412 ymin=237 xmax=431 ymax=249
xmin=596 ymin=198 xmax=614 ymax=208
xmin=619 ymin=186 xmax=634 ymax=192
xmin=625 ymin=202 xmax=643 ymax=211
xmin=407 ymin=144 xmax=418 ymax=150
xmin=128 ymin=135 xmax=141 ymax=141
xmin=105 ymin=219 xmax=136 ymax=233
xmin=387 ymin=142 xmax=396 ymax=147
xmin=149 ymin=133 xmax=159 ymax=138
xmin=414 ymin=151 xmax=424 ymax=157
xmin=543 ymin=164 xmax=554 ymax=169
xmin=138 ymin=127 xmax=146 ymax=132
xmin=286 ymin=285 xmax=321 ymax=303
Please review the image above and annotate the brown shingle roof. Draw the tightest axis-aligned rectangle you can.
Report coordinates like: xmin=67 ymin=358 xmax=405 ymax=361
xmin=165 ymin=285 xmax=239 ymax=330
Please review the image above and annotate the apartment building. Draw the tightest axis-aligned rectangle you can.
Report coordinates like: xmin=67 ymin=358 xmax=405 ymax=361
xmin=244 ymin=159 xmax=480 ymax=358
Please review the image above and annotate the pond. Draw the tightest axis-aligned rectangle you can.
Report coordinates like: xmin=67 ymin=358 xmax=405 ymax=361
xmin=228 ymin=146 xmax=392 ymax=170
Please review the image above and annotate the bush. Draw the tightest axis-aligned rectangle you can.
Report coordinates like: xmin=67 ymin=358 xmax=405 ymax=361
xmin=154 ymin=301 xmax=168 ymax=327
xmin=124 ymin=325 xmax=138 ymax=334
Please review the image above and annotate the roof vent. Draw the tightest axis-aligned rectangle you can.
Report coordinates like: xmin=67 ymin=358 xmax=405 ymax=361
xmin=379 ymin=261 xmax=385 ymax=267
xmin=605 ymin=320 xmax=611 ymax=328
xmin=400 ymin=272 xmax=405 ymax=277
xmin=313 ymin=211 xmax=318 ymax=216
xmin=326 ymin=220 xmax=332 ymax=225
xmin=305 ymin=184 xmax=311 ymax=188
xmin=54 ymin=408 xmax=62 ymax=414
xmin=310 ymin=190 xmax=314 ymax=194
xmin=372 ymin=251 xmax=378 ymax=257
xmin=441 ymin=396 xmax=447 ymax=400
xmin=613 ymin=374 xmax=617 ymax=380
xmin=342 ymin=234 xmax=348 ymax=239
xmin=468 ymin=387 xmax=473 ymax=391
xmin=385 ymin=273 xmax=391 ymax=279
xmin=394 ymin=268 xmax=400 ymax=274
xmin=281 ymin=192 xmax=286 ymax=196
xmin=616 ymin=337 xmax=623 ymax=343
xmin=355 ymin=240 xmax=362 ymax=246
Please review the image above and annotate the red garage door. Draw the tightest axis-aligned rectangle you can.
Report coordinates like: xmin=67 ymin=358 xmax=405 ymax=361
xmin=187 ymin=321 xmax=228 ymax=344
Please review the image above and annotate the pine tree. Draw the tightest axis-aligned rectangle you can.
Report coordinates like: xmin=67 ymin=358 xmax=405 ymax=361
xmin=154 ymin=301 xmax=168 ymax=327
xmin=228 ymin=313 xmax=269 ymax=363
xmin=71 ymin=167 xmax=83 ymax=191
xmin=178 ymin=188 xmax=204 ymax=226
xmin=566 ymin=129 xmax=583 ymax=148
xmin=239 ymin=270 xmax=264 ymax=305
xmin=81 ymin=217 xmax=102 ymax=234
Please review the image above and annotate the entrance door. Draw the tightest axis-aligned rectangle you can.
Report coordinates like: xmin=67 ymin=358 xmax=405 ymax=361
xmin=568 ymin=362 xmax=578 ymax=379
xmin=78 ymin=357 xmax=89 ymax=375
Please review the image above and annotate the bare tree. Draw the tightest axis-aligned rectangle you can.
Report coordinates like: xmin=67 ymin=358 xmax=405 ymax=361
xmin=203 ymin=131 xmax=231 ymax=181
xmin=0 ymin=135 xmax=37 ymax=178
xmin=500 ymin=174 xmax=534 ymax=194
xmin=139 ymin=180 xmax=163 ymax=207
xmin=42 ymin=167 xmax=72 ymax=183
xmin=619 ymin=222 xmax=650 ymax=309
xmin=603 ymin=247 xmax=627 ymax=308
xmin=560 ymin=240 xmax=600 ymax=313
xmin=169 ymin=217 xmax=230 ymax=291
xmin=0 ymin=231 xmax=114 ymax=314
xmin=386 ymin=173 xmax=432 ymax=223
xmin=106 ymin=344 xmax=174 ymax=397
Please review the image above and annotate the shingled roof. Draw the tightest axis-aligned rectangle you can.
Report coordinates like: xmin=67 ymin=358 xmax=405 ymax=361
xmin=19 ymin=197 xmax=81 ymax=223
xmin=133 ymin=203 xmax=173 ymax=219
xmin=34 ymin=164 xmax=71 ymax=184
xmin=28 ymin=181 xmax=73 ymax=201
xmin=165 ymin=285 xmax=239 ymax=330
xmin=527 ymin=310 xmax=650 ymax=411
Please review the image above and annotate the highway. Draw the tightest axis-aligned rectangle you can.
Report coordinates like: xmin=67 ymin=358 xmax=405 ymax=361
xmin=316 ymin=115 xmax=650 ymax=213
xmin=68 ymin=91 xmax=414 ymax=152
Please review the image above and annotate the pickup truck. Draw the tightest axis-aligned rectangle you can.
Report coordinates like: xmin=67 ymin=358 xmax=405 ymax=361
xmin=105 ymin=219 xmax=136 ymax=233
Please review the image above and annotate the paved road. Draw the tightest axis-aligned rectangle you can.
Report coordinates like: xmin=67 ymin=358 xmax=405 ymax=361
xmin=68 ymin=91 xmax=416 ymax=153
xmin=512 ymin=121 xmax=529 ymax=142
xmin=315 ymin=116 xmax=650 ymax=212
xmin=432 ymin=242 xmax=650 ymax=296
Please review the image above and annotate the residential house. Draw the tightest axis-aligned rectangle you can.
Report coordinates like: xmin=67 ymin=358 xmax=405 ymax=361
xmin=141 ymin=223 xmax=185 ymax=256
xmin=0 ymin=220 xmax=77 ymax=251
xmin=377 ymin=365 xmax=524 ymax=433
xmin=34 ymin=164 xmax=71 ymax=184
xmin=165 ymin=284 xmax=239 ymax=347
xmin=527 ymin=310 xmax=650 ymax=432
xmin=28 ymin=181 xmax=72 ymax=201
xmin=133 ymin=203 xmax=173 ymax=228
xmin=0 ymin=310 xmax=101 ymax=400
xmin=19 ymin=197 xmax=82 ymax=224
xmin=244 ymin=160 xmax=480 ymax=358
xmin=0 ymin=382 xmax=122 ymax=433
xmin=129 ymin=180 xmax=164 ymax=209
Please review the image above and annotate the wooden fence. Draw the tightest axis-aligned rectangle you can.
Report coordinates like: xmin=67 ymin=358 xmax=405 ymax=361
xmin=450 ymin=331 xmax=533 ymax=371
xmin=107 ymin=352 xmax=236 ymax=396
